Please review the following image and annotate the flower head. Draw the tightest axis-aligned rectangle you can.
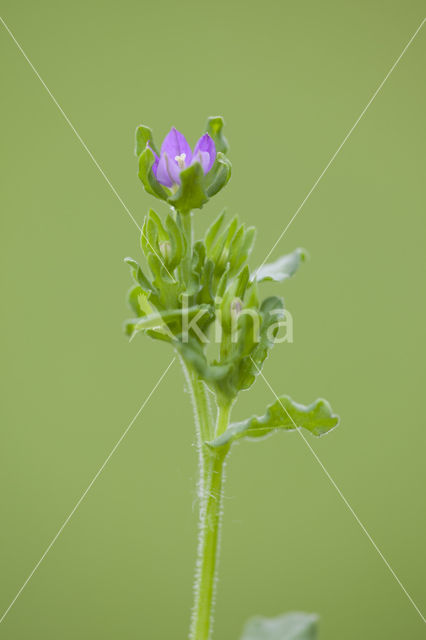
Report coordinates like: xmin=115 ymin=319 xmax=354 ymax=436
xmin=136 ymin=116 xmax=231 ymax=212
xmin=150 ymin=128 xmax=216 ymax=188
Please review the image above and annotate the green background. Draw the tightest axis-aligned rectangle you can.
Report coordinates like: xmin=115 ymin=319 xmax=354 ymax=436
xmin=1 ymin=1 xmax=425 ymax=638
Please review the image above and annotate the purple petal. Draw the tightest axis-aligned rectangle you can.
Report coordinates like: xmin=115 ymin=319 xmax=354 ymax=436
xmin=147 ymin=142 xmax=160 ymax=177
xmin=161 ymin=127 xmax=192 ymax=165
xmin=156 ymin=152 xmax=181 ymax=187
xmin=193 ymin=133 xmax=216 ymax=172
xmin=192 ymin=150 xmax=211 ymax=174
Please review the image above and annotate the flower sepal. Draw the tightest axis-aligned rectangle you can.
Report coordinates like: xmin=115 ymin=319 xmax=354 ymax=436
xmin=138 ymin=146 xmax=169 ymax=201
xmin=135 ymin=125 xmax=159 ymax=157
xmin=204 ymin=152 xmax=232 ymax=197
xmin=168 ymin=162 xmax=209 ymax=214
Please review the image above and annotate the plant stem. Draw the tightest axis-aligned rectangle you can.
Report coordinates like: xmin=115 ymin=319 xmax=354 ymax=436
xmin=179 ymin=211 xmax=193 ymax=286
xmin=215 ymin=401 xmax=232 ymax=438
xmin=181 ymin=211 xmax=193 ymax=257
xmin=188 ymin=397 xmax=232 ymax=640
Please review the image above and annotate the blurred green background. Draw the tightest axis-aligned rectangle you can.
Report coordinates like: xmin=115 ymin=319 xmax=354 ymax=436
xmin=1 ymin=1 xmax=425 ymax=638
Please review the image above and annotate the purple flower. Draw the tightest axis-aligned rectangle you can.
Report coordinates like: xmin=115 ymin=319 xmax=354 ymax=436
xmin=149 ymin=128 xmax=216 ymax=189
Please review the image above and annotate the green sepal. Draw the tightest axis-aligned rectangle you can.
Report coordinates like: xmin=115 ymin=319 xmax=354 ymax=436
xmin=135 ymin=125 xmax=159 ymax=157
xmin=169 ymin=162 xmax=208 ymax=214
xmin=254 ymin=248 xmax=308 ymax=283
xmin=240 ymin=612 xmax=318 ymax=640
xmin=165 ymin=213 xmax=184 ymax=270
xmin=138 ymin=147 xmax=169 ymax=201
xmin=205 ymin=152 xmax=232 ymax=198
xmin=148 ymin=209 xmax=168 ymax=241
xmin=208 ymin=396 xmax=339 ymax=449
xmin=140 ymin=213 xmax=160 ymax=257
xmin=206 ymin=116 xmax=229 ymax=154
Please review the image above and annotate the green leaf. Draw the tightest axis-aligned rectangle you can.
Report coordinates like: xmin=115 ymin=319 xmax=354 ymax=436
xmin=241 ymin=613 xmax=318 ymax=640
xmin=125 ymin=310 xmax=177 ymax=335
xmin=126 ymin=305 xmax=212 ymax=338
xmin=208 ymin=395 xmax=339 ymax=448
xmin=241 ymin=226 xmax=256 ymax=259
xmin=236 ymin=296 xmax=285 ymax=391
xmin=209 ymin=215 xmax=239 ymax=271
xmin=135 ymin=124 xmax=159 ymax=157
xmin=148 ymin=209 xmax=168 ymax=241
xmin=124 ymin=257 xmax=153 ymax=293
xmin=228 ymin=225 xmax=256 ymax=277
xmin=177 ymin=337 xmax=232 ymax=383
xmin=169 ymin=162 xmax=208 ymax=213
xmin=138 ymin=147 xmax=169 ymax=201
xmin=253 ymin=248 xmax=308 ymax=283
xmin=198 ymin=259 xmax=214 ymax=304
xmin=127 ymin=285 xmax=146 ymax=317
xmin=205 ymin=209 xmax=226 ymax=251
xmin=206 ymin=115 xmax=229 ymax=154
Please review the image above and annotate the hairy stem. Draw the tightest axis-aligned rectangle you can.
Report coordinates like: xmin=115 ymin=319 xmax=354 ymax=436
xmin=189 ymin=392 xmax=229 ymax=640
xmin=190 ymin=444 xmax=229 ymax=640
xmin=183 ymin=365 xmax=232 ymax=640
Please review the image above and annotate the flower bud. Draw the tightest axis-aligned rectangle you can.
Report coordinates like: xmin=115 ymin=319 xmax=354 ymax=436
xmin=159 ymin=241 xmax=172 ymax=262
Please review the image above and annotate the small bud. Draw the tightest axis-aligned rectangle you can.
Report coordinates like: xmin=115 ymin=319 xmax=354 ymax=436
xmin=159 ymin=241 xmax=172 ymax=261
xmin=231 ymin=298 xmax=243 ymax=318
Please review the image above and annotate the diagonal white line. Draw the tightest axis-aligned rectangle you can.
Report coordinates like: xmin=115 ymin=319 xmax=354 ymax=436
xmin=0 ymin=357 xmax=176 ymax=626
xmin=0 ymin=15 xmax=177 ymax=283
xmin=250 ymin=357 xmax=425 ymax=624
xmin=257 ymin=18 xmax=426 ymax=272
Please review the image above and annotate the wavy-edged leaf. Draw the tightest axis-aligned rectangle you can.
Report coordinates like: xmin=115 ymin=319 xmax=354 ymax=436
xmin=241 ymin=612 xmax=318 ymax=640
xmin=253 ymin=248 xmax=307 ymax=283
xmin=208 ymin=396 xmax=339 ymax=449
xmin=124 ymin=257 xmax=153 ymax=293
